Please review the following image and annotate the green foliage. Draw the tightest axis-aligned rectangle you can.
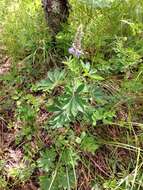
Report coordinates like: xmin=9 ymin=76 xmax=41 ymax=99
xmin=1 ymin=0 xmax=50 ymax=61
xmin=13 ymin=93 xmax=42 ymax=143
xmin=0 ymin=176 xmax=7 ymax=188
xmin=71 ymin=0 xmax=143 ymax=67
xmin=80 ymin=134 xmax=100 ymax=153
xmin=81 ymin=61 xmax=104 ymax=80
xmin=39 ymin=167 xmax=75 ymax=190
xmin=38 ymin=148 xmax=56 ymax=172
xmin=109 ymin=39 xmax=141 ymax=73
xmin=38 ymin=146 xmax=78 ymax=190
xmin=47 ymin=82 xmax=87 ymax=128
xmin=1 ymin=0 xmax=143 ymax=189
xmin=92 ymin=108 xmax=116 ymax=126
xmin=32 ymin=68 xmax=66 ymax=92
xmin=6 ymin=163 xmax=35 ymax=182
xmin=79 ymin=0 xmax=114 ymax=8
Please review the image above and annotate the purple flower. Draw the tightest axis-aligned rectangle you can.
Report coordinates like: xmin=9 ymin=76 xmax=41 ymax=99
xmin=68 ymin=24 xmax=84 ymax=58
xmin=68 ymin=47 xmax=83 ymax=58
xmin=68 ymin=47 xmax=75 ymax=54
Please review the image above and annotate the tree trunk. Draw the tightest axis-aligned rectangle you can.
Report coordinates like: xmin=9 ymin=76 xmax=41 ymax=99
xmin=41 ymin=0 xmax=70 ymax=36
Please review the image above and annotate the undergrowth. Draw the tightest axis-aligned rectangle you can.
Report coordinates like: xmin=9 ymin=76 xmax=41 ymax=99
xmin=0 ymin=0 xmax=143 ymax=190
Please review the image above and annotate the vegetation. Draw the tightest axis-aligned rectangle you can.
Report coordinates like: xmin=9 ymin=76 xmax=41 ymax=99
xmin=0 ymin=0 xmax=143 ymax=189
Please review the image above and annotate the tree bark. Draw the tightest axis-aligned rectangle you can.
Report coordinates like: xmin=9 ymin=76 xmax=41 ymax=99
xmin=41 ymin=0 xmax=70 ymax=36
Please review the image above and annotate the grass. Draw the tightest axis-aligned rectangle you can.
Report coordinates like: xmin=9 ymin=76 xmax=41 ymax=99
xmin=0 ymin=0 xmax=143 ymax=189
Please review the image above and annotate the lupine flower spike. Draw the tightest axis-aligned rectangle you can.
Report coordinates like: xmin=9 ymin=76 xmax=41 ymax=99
xmin=69 ymin=24 xmax=84 ymax=58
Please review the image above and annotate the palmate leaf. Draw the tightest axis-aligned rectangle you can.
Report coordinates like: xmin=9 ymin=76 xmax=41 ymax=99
xmin=81 ymin=62 xmax=104 ymax=81
xmin=47 ymin=83 xmax=87 ymax=128
xmin=32 ymin=79 xmax=52 ymax=92
xmin=37 ymin=148 xmax=56 ymax=172
xmin=32 ymin=69 xmax=65 ymax=92
xmin=92 ymin=108 xmax=116 ymax=126
xmin=80 ymin=135 xmax=100 ymax=153
xmin=39 ymin=167 xmax=75 ymax=190
xmin=39 ymin=148 xmax=77 ymax=190
xmin=40 ymin=176 xmax=51 ymax=190
xmin=49 ymin=111 xmax=70 ymax=128
xmin=61 ymin=148 xmax=80 ymax=168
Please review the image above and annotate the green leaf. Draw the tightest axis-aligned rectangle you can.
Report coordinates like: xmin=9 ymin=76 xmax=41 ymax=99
xmin=89 ymin=73 xmax=104 ymax=80
xmin=39 ymin=176 xmax=51 ymax=190
xmin=81 ymin=135 xmax=100 ymax=153
xmin=32 ymin=69 xmax=65 ymax=92
xmin=47 ymin=105 xmax=61 ymax=112
xmin=37 ymin=149 xmax=56 ymax=172
xmin=61 ymin=148 xmax=79 ymax=167
xmin=75 ymin=96 xmax=85 ymax=113
xmin=39 ymin=167 xmax=75 ymax=190
xmin=81 ymin=61 xmax=91 ymax=73
xmin=76 ymin=84 xmax=85 ymax=94
xmin=70 ymin=98 xmax=78 ymax=117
